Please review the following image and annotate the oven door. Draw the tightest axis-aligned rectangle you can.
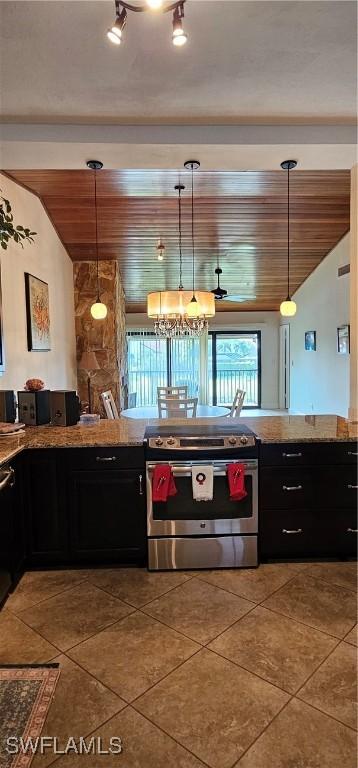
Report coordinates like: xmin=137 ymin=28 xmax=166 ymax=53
xmin=146 ymin=459 xmax=258 ymax=536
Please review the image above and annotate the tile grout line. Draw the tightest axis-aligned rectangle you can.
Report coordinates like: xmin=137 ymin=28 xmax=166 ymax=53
xmin=87 ymin=572 xmax=198 ymax=610
xmin=5 ymin=575 xmax=91 ymax=615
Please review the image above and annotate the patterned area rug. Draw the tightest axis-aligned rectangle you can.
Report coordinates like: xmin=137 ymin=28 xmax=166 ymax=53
xmin=0 ymin=665 xmax=59 ymax=768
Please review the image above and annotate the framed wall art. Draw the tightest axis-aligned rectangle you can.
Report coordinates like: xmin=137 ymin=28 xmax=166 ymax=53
xmin=305 ymin=331 xmax=316 ymax=351
xmin=337 ymin=324 xmax=350 ymax=354
xmin=25 ymin=273 xmax=51 ymax=351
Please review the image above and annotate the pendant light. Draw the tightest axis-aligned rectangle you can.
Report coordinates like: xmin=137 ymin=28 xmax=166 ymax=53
xmin=211 ymin=253 xmax=228 ymax=300
xmin=147 ymin=179 xmax=215 ymax=336
xmin=280 ymin=159 xmax=297 ymax=317
xmin=87 ymin=161 xmax=108 ymax=321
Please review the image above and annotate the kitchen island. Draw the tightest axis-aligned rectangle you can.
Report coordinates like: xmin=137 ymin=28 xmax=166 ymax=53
xmin=0 ymin=415 xmax=356 ymax=597
xmin=0 ymin=414 xmax=357 ymax=468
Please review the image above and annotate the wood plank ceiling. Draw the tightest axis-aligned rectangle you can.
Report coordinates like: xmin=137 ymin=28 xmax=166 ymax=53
xmin=6 ymin=169 xmax=350 ymax=312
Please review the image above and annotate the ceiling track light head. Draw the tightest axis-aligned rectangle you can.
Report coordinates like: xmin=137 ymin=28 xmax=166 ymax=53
xmin=86 ymin=160 xmax=103 ymax=170
xmin=280 ymin=160 xmax=297 ymax=171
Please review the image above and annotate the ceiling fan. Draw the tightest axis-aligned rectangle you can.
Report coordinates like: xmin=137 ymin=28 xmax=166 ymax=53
xmin=211 ymin=255 xmax=256 ymax=304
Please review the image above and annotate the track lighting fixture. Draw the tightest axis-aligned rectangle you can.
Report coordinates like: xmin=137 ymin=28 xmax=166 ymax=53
xmin=107 ymin=6 xmax=127 ymax=44
xmin=172 ymin=5 xmax=187 ymax=46
xmin=106 ymin=1 xmax=188 ymax=48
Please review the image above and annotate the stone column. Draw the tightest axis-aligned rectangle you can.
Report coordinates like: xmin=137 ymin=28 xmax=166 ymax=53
xmin=73 ymin=260 xmax=127 ymax=416
xmin=349 ymin=165 xmax=357 ymax=422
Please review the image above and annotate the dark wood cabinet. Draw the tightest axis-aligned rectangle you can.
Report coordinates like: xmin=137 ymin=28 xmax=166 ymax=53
xmin=24 ymin=450 xmax=69 ymax=564
xmin=0 ymin=457 xmax=26 ymax=605
xmin=23 ymin=447 xmax=147 ymax=566
xmin=68 ymin=468 xmax=146 ymax=564
xmin=260 ymin=441 xmax=358 ymax=560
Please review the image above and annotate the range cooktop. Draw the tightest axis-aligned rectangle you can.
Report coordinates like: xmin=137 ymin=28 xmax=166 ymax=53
xmin=145 ymin=423 xmax=257 ymax=452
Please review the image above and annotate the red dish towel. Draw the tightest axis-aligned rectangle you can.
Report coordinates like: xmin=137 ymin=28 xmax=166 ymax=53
xmin=227 ymin=463 xmax=247 ymax=502
xmin=152 ymin=464 xmax=177 ymax=502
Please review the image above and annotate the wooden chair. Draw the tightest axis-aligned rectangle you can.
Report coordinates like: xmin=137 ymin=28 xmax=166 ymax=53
xmin=158 ymin=397 xmax=198 ymax=419
xmin=228 ymin=389 xmax=246 ymax=418
xmin=128 ymin=392 xmax=137 ymax=408
xmin=157 ymin=386 xmax=188 ymax=400
xmin=101 ymin=390 xmax=120 ymax=420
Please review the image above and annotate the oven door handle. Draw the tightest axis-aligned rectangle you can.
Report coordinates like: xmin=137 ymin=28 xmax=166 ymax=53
xmin=146 ymin=464 xmax=257 ymax=475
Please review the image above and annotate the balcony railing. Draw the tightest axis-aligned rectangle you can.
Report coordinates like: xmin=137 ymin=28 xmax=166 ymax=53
xmin=128 ymin=368 xmax=259 ymax=408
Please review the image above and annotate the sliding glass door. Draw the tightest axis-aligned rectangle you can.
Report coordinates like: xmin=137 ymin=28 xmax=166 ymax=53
xmin=127 ymin=332 xmax=200 ymax=405
xmin=127 ymin=330 xmax=261 ymax=408
xmin=209 ymin=332 xmax=261 ymax=407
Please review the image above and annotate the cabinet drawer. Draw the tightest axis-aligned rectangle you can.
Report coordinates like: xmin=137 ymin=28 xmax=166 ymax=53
xmin=65 ymin=446 xmax=144 ymax=471
xmin=260 ymin=442 xmax=358 ymax=467
xmin=316 ymin=467 xmax=358 ymax=509
xmin=260 ymin=509 xmax=316 ymax=558
xmin=260 ymin=469 xmax=313 ymax=509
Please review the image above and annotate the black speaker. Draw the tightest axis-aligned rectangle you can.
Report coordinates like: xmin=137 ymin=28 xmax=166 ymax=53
xmin=0 ymin=391 xmax=16 ymax=423
xmin=18 ymin=390 xmax=51 ymax=426
xmin=50 ymin=390 xmax=80 ymax=427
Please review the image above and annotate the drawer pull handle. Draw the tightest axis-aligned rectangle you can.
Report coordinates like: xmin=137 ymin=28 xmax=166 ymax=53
xmin=347 ymin=484 xmax=358 ymax=490
xmin=282 ymin=452 xmax=302 ymax=458
xmin=96 ymin=456 xmax=118 ymax=462
xmin=139 ymin=474 xmax=144 ymax=496
xmin=347 ymin=528 xmax=358 ymax=534
xmin=282 ymin=485 xmax=303 ymax=492
xmin=347 ymin=451 xmax=358 ymax=456
xmin=282 ymin=528 xmax=303 ymax=535
xmin=0 ymin=467 xmax=15 ymax=491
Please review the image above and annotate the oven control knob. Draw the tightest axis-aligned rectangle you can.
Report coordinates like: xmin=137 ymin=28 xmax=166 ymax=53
xmin=166 ymin=437 xmax=176 ymax=446
xmin=228 ymin=436 xmax=237 ymax=445
xmin=240 ymin=436 xmax=248 ymax=445
xmin=155 ymin=437 xmax=163 ymax=446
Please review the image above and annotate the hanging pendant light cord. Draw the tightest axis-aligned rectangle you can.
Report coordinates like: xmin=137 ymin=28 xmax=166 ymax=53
xmin=178 ymin=185 xmax=183 ymax=290
xmin=94 ymin=170 xmax=100 ymax=301
xmin=287 ymin=164 xmax=290 ymax=299
xmin=191 ymin=165 xmax=195 ymax=296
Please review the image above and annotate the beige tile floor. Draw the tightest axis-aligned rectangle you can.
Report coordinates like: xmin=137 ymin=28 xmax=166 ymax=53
xmin=1 ymin=562 xmax=357 ymax=768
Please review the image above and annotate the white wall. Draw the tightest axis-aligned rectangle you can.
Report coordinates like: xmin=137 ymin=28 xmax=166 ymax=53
xmin=126 ymin=311 xmax=280 ymax=408
xmin=287 ymin=233 xmax=350 ymax=417
xmin=0 ymin=173 xmax=77 ymax=393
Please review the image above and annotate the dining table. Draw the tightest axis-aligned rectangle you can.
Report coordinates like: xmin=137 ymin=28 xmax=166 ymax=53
xmin=121 ymin=404 xmax=230 ymax=419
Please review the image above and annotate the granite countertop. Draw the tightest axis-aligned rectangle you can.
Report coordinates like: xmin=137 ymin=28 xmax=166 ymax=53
xmin=0 ymin=414 xmax=357 ymax=467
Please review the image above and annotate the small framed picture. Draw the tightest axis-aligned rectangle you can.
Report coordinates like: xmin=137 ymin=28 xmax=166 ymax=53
xmin=25 ymin=273 xmax=51 ymax=351
xmin=337 ymin=324 xmax=350 ymax=354
xmin=305 ymin=331 xmax=316 ymax=351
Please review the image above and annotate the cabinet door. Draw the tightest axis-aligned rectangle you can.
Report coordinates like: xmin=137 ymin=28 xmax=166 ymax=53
xmin=69 ymin=470 xmax=146 ymax=564
xmin=25 ymin=451 xmax=69 ymax=564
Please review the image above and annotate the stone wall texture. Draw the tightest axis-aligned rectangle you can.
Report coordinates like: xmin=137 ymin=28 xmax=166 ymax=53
xmin=73 ymin=261 xmax=127 ymax=416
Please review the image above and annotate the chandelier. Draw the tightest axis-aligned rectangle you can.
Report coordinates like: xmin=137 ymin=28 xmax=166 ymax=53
xmin=147 ymin=162 xmax=215 ymax=337
xmin=107 ymin=0 xmax=188 ymax=47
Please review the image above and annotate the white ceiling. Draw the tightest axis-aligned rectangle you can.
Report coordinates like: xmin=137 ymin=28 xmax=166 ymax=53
xmin=0 ymin=0 xmax=356 ymax=124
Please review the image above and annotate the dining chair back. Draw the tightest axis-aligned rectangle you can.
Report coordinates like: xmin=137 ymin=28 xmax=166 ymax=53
xmin=157 ymin=386 xmax=188 ymax=400
xmin=128 ymin=392 xmax=137 ymax=409
xmin=228 ymin=389 xmax=246 ymax=418
xmin=158 ymin=397 xmax=198 ymax=419
xmin=101 ymin=390 xmax=120 ymax=420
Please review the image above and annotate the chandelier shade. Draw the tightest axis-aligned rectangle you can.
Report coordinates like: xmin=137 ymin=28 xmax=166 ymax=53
xmin=147 ymin=290 xmax=215 ymax=319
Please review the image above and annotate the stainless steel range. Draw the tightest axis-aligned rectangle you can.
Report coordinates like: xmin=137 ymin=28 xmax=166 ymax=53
xmin=145 ymin=424 xmax=258 ymax=570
